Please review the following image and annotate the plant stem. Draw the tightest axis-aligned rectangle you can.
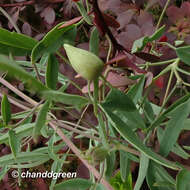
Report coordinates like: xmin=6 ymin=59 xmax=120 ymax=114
xmin=56 ymin=51 xmax=70 ymax=65
xmin=88 ymin=80 xmax=94 ymax=101
xmin=93 ymin=78 xmax=99 ymax=116
xmin=176 ymin=67 xmax=190 ymax=76
xmin=157 ymin=42 xmax=176 ymax=50
xmin=0 ymin=7 xmax=21 ymax=33
xmin=140 ymin=58 xmax=176 ymax=67
xmin=33 ymin=62 xmax=41 ymax=81
xmin=114 ymin=143 xmax=140 ymax=156
xmin=0 ymin=77 xmax=38 ymax=106
xmin=162 ymin=69 xmax=174 ymax=107
xmin=49 ymin=122 xmax=114 ymax=190
xmin=156 ymin=0 xmax=171 ymax=30
xmin=86 ymin=0 xmax=90 ymax=13
xmin=100 ymin=75 xmax=113 ymax=89
xmin=105 ymin=34 xmax=112 ymax=63
xmin=13 ymin=100 xmax=43 ymax=127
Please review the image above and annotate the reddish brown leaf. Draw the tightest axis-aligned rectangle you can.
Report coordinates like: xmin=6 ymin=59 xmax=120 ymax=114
xmin=118 ymin=56 xmax=146 ymax=74
xmin=102 ymin=13 xmax=120 ymax=28
xmin=106 ymin=53 xmax=146 ymax=73
xmin=59 ymin=16 xmax=82 ymax=29
xmin=40 ymin=7 xmax=55 ymax=25
xmin=145 ymin=72 xmax=153 ymax=88
xmin=106 ymin=54 xmax=127 ymax=65
xmin=134 ymin=52 xmax=160 ymax=62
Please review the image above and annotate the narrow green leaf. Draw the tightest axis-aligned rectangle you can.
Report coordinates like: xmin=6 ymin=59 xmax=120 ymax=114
xmin=120 ymin=150 xmax=131 ymax=182
xmin=183 ymin=119 xmax=190 ymax=130
xmin=157 ymin=128 xmax=190 ymax=159
xmin=131 ymin=36 xmax=149 ymax=53
xmin=132 ymin=26 xmax=165 ymax=53
xmin=183 ymin=146 xmax=190 ymax=151
xmin=46 ymin=54 xmax=59 ymax=90
xmin=0 ymin=166 xmax=9 ymax=180
xmin=127 ymin=75 xmax=145 ymax=104
xmin=146 ymin=161 xmax=175 ymax=190
xmin=54 ymin=178 xmax=93 ymax=190
xmin=0 ymin=123 xmax=34 ymax=144
xmin=10 ymin=158 xmax=50 ymax=168
xmin=50 ymin=154 xmax=67 ymax=190
xmin=159 ymin=98 xmax=190 ymax=156
xmin=8 ymin=129 xmax=20 ymax=159
xmin=101 ymin=107 xmax=181 ymax=170
xmin=0 ymin=152 xmax=49 ymax=166
xmin=97 ymin=113 xmax=109 ymax=148
xmin=42 ymin=90 xmax=88 ymax=108
xmin=1 ymin=94 xmax=11 ymax=125
xmin=76 ymin=2 xmax=92 ymax=25
xmin=102 ymin=88 xmax=136 ymax=112
xmin=33 ymin=100 xmax=50 ymax=141
xmin=0 ymin=55 xmax=48 ymax=92
xmin=150 ymin=93 xmax=190 ymax=130
xmin=134 ymin=153 xmax=149 ymax=190
xmin=102 ymin=88 xmax=145 ymax=130
xmin=176 ymin=169 xmax=190 ymax=190
xmin=90 ymin=27 xmax=99 ymax=56
xmin=48 ymin=133 xmax=65 ymax=163
xmin=176 ymin=45 xmax=190 ymax=66
xmin=0 ymin=27 xmax=37 ymax=56
xmin=0 ymin=56 xmax=76 ymax=107
xmin=31 ymin=23 xmax=76 ymax=63
xmin=144 ymin=99 xmax=156 ymax=123
xmin=105 ymin=151 xmax=116 ymax=179
xmin=115 ymin=110 xmax=146 ymax=130
xmin=153 ymin=181 xmax=175 ymax=188
xmin=174 ymin=40 xmax=184 ymax=47
xmin=149 ymin=25 xmax=165 ymax=41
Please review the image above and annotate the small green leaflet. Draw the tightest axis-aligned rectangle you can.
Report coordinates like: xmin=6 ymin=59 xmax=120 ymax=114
xmin=1 ymin=94 xmax=11 ymax=126
xmin=176 ymin=45 xmax=190 ymax=66
xmin=33 ymin=101 xmax=50 ymax=141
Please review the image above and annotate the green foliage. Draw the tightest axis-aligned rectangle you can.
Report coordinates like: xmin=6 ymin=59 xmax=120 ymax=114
xmin=31 ymin=23 xmax=76 ymax=63
xmin=8 ymin=129 xmax=20 ymax=159
xmin=0 ymin=28 xmax=37 ymax=56
xmin=176 ymin=45 xmax=190 ymax=66
xmin=32 ymin=100 xmax=50 ymax=142
xmin=54 ymin=178 xmax=93 ymax=190
xmin=46 ymin=54 xmax=59 ymax=90
xmin=1 ymin=1 xmax=190 ymax=189
xmin=132 ymin=25 xmax=165 ymax=53
xmin=110 ymin=171 xmax=133 ymax=190
xmin=176 ymin=169 xmax=190 ymax=190
xmin=90 ymin=27 xmax=99 ymax=56
xmin=1 ymin=94 xmax=11 ymax=126
xmin=76 ymin=1 xmax=92 ymax=25
xmin=134 ymin=153 xmax=149 ymax=190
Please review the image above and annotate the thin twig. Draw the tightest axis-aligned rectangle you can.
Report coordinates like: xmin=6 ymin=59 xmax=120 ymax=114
xmin=32 ymin=63 xmax=41 ymax=82
xmin=0 ymin=77 xmax=38 ymax=106
xmin=156 ymin=0 xmax=171 ymax=30
xmin=0 ymin=93 xmax=29 ymax=111
xmin=77 ymin=104 xmax=89 ymax=126
xmin=49 ymin=121 xmax=114 ymax=190
xmin=13 ymin=100 xmax=44 ymax=127
xmin=0 ymin=7 xmax=21 ymax=33
xmin=51 ymin=120 xmax=100 ymax=141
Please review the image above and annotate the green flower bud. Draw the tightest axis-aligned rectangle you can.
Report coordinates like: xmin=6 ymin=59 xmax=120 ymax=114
xmin=64 ymin=44 xmax=104 ymax=80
